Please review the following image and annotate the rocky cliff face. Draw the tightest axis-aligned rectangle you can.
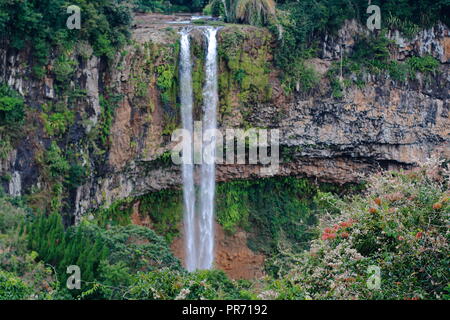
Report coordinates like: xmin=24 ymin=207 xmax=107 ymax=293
xmin=0 ymin=15 xmax=448 ymax=221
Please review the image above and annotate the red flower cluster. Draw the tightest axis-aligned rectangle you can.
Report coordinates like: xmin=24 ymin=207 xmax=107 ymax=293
xmin=415 ymin=232 xmax=423 ymax=239
xmin=321 ymin=219 xmax=354 ymax=240
xmin=339 ymin=220 xmax=354 ymax=228
xmin=432 ymin=202 xmax=443 ymax=210
xmin=321 ymin=232 xmax=336 ymax=240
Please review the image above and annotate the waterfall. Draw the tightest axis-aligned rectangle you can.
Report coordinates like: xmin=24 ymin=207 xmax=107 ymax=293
xmin=179 ymin=29 xmax=197 ymax=272
xmin=8 ymin=171 xmax=21 ymax=197
xmin=179 ymin=27 xmax=219 ymax=271
xmin=198 ymin=27 xmax=219 ymax=270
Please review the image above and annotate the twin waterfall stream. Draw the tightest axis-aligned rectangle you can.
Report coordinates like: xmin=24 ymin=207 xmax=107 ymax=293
xmin=179 ymin=27 xmax=219 ymax=271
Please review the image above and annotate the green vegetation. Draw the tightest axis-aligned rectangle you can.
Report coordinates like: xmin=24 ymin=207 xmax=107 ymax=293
xmin=1 ymin=161 xmax=447 ymax=300
xmin=41 ymin=102 xmax=75 ymax=137
xmin=0 ymin=84 xmax=25 ymax=127
xmin=134 ymin=0 xmax=167 ymax=13
xmin=192 ymin=39 xmax=206 ymax=108
xmin=134 ymin=1 xmax=210 ymax=13
xmin=107 ymin=176 xmax=346 ymax=266
xmin=0 ymin=0 xmax=132 ymax=77
xmin=94 ymin=198 xmax=134 ymax=228
xmin=147 ymin=41 xmax=180 ymax=135
xmin=97 ymin=94 xmax=122 ymax=149
xmin=87 ymin=176 xmax=331 ymax=259
xmin=0 ymin=196 xmax=58 ymax=299
xmin=26 ymin=211 xmax=182 ymax=298
xmin=268 ymin=158 xmax=449 ymax=300
xmin=270 ymin=0 xmax=359 ymax=91
xmin=0 ymin=139 xmax=12 ymax=160
xmin=139 ymin=189 xmax=183 ymax=243
xmin=0 ymin=189 xmax=249 ymax=300
xmin=29 ymin=141 xmax=87 ymax=216
xmin=326 ymin=33 xmax=441 ymax=97
xmin=208 ymin=0 xmax=276 ymax=26
xmin=0 ymin=84 xmax=26 ymax=161
xmin=0 ymin=0 xmax=448 ymax=302
xmin=216 ymin=178 xmax=319 ymax=255
xmin=0 ymin=270 xmax=31 ymax=300
xmin=156 ymin=63 xmax=178 ymax=106
xmin=406 ymin=55 xmax=441 ymax=74
xmin=40 ymin=142 xmax=70 ymax=215
xmin=218 ymin=27 xmax=272 ymax=115
xmin=235 ymin=0 xmax=276 ymax=26
xmin=53 ymin=54 xmax=77 ymax=85
xmin=269 ymin=0 xmax=448 ymax=92
xmin=125 ymin=268 xmax=248 ymax=299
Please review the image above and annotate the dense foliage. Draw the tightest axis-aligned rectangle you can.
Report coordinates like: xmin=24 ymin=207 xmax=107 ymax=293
xmin=0 ymin=0 xmax=132 ymax=76
xmin=0 ymin=84 xmax=25 ymax=161
xmin=207 ymin=0 xmax=276 ymax=25
xmin=0 ymin=84 xmax=25 ymax=127
xmin=265 ymin=159 xmax=449 ymax=300
xmin=0 ymin=270 xmax=31 ymax=300
xmin=0 ymin=196 xmax=57 ymax=299
xmin=26 ymin=213 xmax=182 ymax=298
xmin=325 ymin=34 xmax=441 ymax=98
xmin=216 ymin=178 xmax=320 ymax=254
xmin=1 ymin=161 xmax=448 ymax=300
xmin=134 ymin=0 xmax=209 ymax=13
xmin=269 ymin=0 xmax=449 ymax=92
xmin=0 ymin=0 xmax=449 ymax=302
xmin=0 ymin=191 xmax=248 ymax=300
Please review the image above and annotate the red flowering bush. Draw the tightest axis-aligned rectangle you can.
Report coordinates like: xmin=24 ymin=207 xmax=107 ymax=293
xmin=278 ymin=158 xmax=449 ymax=300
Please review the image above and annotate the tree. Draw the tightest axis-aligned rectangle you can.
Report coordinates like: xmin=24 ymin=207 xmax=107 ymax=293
xmin=235 ymin=0 xmax=276 ymax=25
xmin=209 ymin=0 xmax=276 ymax=25
xmin=0 ymin=271 xmax=31 ymax=300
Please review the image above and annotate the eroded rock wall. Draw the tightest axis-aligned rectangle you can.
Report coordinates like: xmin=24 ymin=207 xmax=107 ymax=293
xmin=0 ymin=17 xmax=448 ymax=221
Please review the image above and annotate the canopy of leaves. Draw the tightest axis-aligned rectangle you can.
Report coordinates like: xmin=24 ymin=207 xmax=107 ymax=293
xmin=0 ymin=84 xmax=25 ymax=127
xmin=272 ymin=159 xmax=450 ymax=300
xmin=0 ymin=0 xmax=132 ymax=74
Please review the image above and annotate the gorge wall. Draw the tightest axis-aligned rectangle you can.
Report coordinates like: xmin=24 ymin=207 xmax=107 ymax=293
xmin=0 ymin=15 xmax=449 ymax=224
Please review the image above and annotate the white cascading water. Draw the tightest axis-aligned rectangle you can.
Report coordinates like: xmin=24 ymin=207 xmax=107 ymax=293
xmin=198 ymin=27 xmax=219 ymax=270
xmin=179 ymin=28 xmax=197 ymax=272
xmin=179 ymin=27 xmax=219 ymax=271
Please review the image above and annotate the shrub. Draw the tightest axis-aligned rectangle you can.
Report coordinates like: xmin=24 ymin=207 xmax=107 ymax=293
xmin=279 ymin=158 xmax=449 ymax=300
xmin=53 ymin=55 xmax=76 ymax=84
xmin=0 ymin=137 xmax=12 ymax=160
xmin=44 ymin=142 xmax=70 ymax=179
xmin=0 ymin=84 xmax=25 ymax=127
xmin=26 ymin=213 xmax=181 ymax=298
xmin=127 ymin=269 xmax=245 ymax=300
xmin=133 ymin=0 xmax=166 ymax=13
xmin=235 ymin=0 xmax=276 ymax=26
xmin=41 ymin=105 xmax=75 ymax=137
xmin=0 ymin=270 xmax=31 ymax=300
xmin=139 ymin=190 xmax=183 ymax=243
xmin=216 ymin=177 xmax=320 ymax=256
xmin=407 ymin=55 xmax=440 ymax=74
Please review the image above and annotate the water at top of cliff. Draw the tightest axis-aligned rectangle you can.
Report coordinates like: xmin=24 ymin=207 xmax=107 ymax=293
xmin=166 ymin=15 xmax=215 ymax=25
